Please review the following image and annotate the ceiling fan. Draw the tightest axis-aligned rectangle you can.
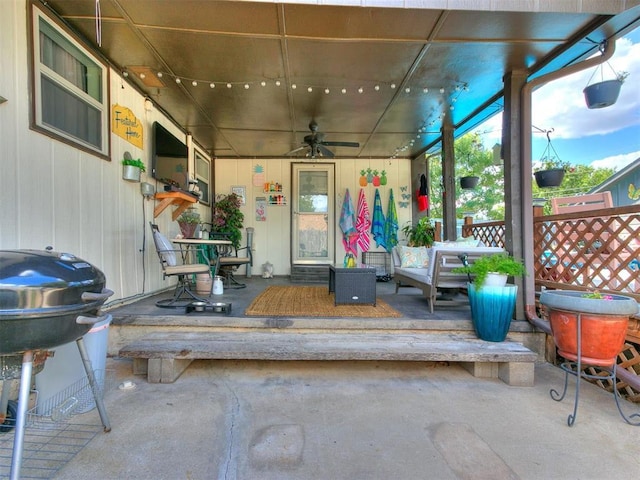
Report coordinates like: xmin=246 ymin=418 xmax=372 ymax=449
xmin=286 ymin=121 xmax=359 ymax=158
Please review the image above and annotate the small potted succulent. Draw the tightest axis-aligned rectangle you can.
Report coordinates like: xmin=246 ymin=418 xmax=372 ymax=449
xmin=122 ymin=157 xmax=146 ymax=182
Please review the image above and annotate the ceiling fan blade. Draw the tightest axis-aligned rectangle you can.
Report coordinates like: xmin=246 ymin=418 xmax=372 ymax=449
xmin=321 ymin=141 xmax=360 ymax=148
xmin=318 ymin=145 xmax=335 ymax=158
xmin=285 ymin=145 xmax=309 ymax=156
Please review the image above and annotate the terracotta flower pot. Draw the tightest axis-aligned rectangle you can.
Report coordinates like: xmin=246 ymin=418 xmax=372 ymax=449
xmin=540 ymin=290 xmax=638 ymax=367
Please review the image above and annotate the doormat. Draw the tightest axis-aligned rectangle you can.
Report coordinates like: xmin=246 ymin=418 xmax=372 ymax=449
xmin=245 ymin=286 xmax=402 ymax=318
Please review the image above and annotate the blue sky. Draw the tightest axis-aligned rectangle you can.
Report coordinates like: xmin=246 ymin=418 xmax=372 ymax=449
xmin=476 ymin=28 xmax=639 ymax=171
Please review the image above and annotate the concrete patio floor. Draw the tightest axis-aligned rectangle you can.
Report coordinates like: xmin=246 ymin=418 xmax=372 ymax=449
xmin=4 ymin=276 xmax=638 ymax=479
xmin=53 ymin=357 xmax=640 ymax=479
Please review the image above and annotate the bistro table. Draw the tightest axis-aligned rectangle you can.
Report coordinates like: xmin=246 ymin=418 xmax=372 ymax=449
xmin=328 ymin=265 xmax=377 ymax=306
xmin=172 ymin=237 xmax=232 ymax=276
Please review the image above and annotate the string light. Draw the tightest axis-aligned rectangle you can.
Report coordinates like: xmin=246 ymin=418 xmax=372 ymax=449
xmin=140 ymin=68 xmax=469 ymax=158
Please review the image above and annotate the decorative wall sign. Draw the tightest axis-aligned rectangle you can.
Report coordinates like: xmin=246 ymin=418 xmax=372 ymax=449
xmin=231 ymin=185 xmax=246 ymax=205
xmin=253 ymin=164 xmax=265 ymax=186
xmin=358 ymin=168 xmax=388 ymax=186
xmin=255 ymin=197 xmax=267 ymax=221
xmin=111 ymin=104 xmax=143 ymax=148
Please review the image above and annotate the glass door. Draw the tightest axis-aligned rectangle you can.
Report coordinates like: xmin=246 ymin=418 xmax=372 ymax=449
xmin=291 ymin=163 xmax=335 ymax=264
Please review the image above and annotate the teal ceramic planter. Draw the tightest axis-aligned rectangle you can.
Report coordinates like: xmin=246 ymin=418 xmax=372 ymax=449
xmin=468 ymin=283 xmax=518 ymax=342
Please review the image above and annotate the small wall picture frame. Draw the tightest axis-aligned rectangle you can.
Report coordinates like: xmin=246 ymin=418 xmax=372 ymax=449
xmin=231 ymin=185 xmax=246 ymax=205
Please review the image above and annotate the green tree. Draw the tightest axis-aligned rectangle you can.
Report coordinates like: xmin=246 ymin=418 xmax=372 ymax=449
xmin=429 ymin=133 xmax=505 ymax=221
xmin=428 ymin=133 xmax=616 ymax=219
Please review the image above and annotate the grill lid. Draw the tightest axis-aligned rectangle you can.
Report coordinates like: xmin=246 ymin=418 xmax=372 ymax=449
xmin=0 ymin=249 xmax=107 ymax=314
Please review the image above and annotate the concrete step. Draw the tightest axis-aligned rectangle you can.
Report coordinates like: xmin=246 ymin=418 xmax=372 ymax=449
xmin=119 ymin=331 xmax=538 ymax=385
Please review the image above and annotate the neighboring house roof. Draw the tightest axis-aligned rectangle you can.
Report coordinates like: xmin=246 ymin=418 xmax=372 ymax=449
xmin=590 ymin=157 xmax=640 ymax=206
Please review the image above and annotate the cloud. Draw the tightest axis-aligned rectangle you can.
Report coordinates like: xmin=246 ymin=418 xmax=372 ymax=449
xmin=590 ymin=150 xmax=640 ymax=170
xmin=532 ymin=37 xmax=640 ymax=140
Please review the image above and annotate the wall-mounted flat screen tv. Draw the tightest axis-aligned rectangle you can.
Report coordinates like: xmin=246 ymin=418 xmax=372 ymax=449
xmin=152 ymin=121 xmax=188 ymax=188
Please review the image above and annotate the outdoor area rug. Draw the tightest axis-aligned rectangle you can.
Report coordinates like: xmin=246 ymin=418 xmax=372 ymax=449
xmin=245 ymin=286 xmax=402 ymax=318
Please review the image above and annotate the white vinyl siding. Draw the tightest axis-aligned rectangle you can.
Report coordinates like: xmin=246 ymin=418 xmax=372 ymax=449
xmin=32 ymin=8 xmax=108 ymax=156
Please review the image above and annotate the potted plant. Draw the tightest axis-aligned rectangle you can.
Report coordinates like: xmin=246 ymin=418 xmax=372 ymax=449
xmin=210 ymin=193 xmax=244 ymax=248
xmin=460 ymin=176 xmax=479 ymax=189
xmin=534 ymin=158 xmax=571 ymax=188
xmin=122 ymin=158 xmax=146 ymax=182
xmin=540 ymin=290 xmax=638 ymax=367
xmin=400 ymin=216 xmax=435 ymax=247
xmin=455 ymin=253 xmax=527 ymax=288
xmin=583 ymin=70 xmax=628 ymax=109
xmin=454 ymin=253 xmax=527 ymax=342
xmin=176 ymin=208 xmax=200 ymax=238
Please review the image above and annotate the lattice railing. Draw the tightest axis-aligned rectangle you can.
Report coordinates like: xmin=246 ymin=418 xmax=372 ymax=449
xmin=462 ymin=220 xmax=506 ymax=248
xmin=462 ymin=205 xmax=640 ymax=301
xmin=535 ymin=205 xmax=640 ymax=301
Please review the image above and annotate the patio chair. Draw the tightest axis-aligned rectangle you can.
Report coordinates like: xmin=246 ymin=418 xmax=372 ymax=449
xmin=150 ymin=223 xmax=212 ymax=307
xmin=208 ymin=232 xmax=253 ymax=289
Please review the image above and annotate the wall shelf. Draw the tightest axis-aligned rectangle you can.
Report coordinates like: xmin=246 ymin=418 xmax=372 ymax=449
xmin=154 ymin=191 xmax=198 ymax=220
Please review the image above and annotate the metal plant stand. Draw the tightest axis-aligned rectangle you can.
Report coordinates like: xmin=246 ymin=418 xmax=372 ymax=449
xmin=549 ymin=312 xmax=640 ymax=427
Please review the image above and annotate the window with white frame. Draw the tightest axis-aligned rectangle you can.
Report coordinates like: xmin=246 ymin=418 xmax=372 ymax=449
xmin=31 ymin=7 xmax=109 ymax=156
xmin=195 ymin=150 xmax=211 ymax=205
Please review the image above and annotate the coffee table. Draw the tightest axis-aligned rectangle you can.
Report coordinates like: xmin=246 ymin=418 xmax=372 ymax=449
xmin=328 ymin=265 xmax=377 ymax=306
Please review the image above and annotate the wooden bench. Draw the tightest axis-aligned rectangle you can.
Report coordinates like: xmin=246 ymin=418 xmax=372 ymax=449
xmin=119 ymin=331 xmax=537 ymax=386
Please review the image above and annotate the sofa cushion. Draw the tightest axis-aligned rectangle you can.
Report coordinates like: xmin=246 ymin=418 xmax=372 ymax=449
xmin=398 ymin=246 xmax=430 ymax=268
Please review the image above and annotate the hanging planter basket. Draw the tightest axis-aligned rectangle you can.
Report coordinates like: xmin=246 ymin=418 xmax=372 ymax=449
xmin=582 ymin=54 xmax=628 ymax=110
xmin=460 ymin=176 xmax=479 ymax=189
xmin=583 ymin=79 xmax=623 ymax=109
xmin=534 ymin=168 xmax=565 ymax=188
xmin=534 ymin=129 xmax=566 ymax=188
